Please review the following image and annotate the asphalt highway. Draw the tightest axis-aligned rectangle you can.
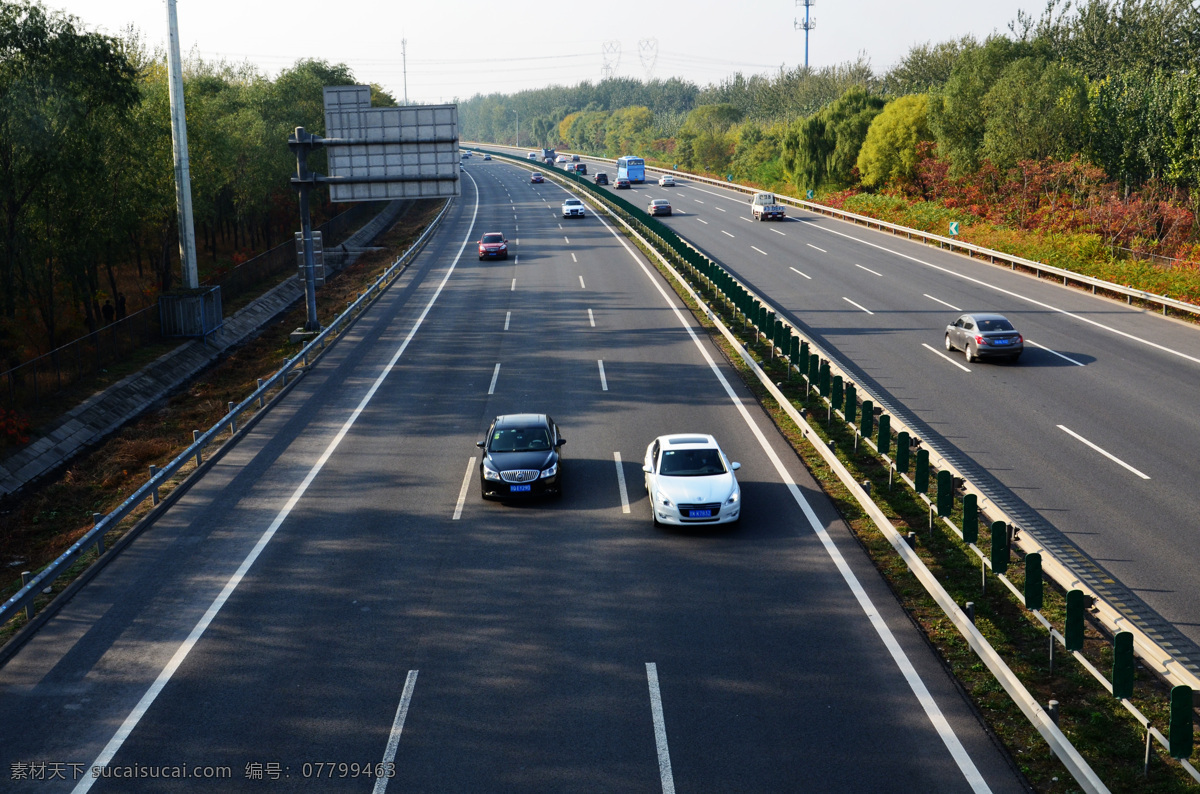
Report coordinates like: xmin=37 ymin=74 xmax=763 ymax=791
xmin=551 ymin=150 xmax=1200 ymax=667
xmin=0 ymin=160 xmax=1028 ymax=792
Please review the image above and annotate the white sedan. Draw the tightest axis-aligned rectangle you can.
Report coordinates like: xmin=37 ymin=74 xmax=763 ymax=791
xmin=643 ymin=434 xmax=741 ymax=526
xmin=561 ymin=198 xmax=586 ymax=218
xmin=658 ymin=174 xmax=675 ymax=187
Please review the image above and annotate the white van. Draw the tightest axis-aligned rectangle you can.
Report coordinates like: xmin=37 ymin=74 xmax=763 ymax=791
xmin=526 ymin=151 xmax=538 ymax=160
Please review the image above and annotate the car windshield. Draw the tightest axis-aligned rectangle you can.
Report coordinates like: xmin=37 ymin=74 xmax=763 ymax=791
xmin=652 ymin=200 xmax=667 ymax=205
xmin=482 ymin=234 xmax=503 ymax=244
xmin=660 ymin=449 xmax=725 ymax=476
xmin=490 ymin=427 xmax=552 ymax=453
xmin=977 ymin=318 xmax=1015 ymax=332
xmin=565 ymin=200 xmax=582 ymax=206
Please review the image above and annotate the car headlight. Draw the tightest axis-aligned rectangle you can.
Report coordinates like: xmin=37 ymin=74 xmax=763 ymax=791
xmin=655 ymin=491 xmax=673 ymax=508
xmin=540 ymin=461 xmax=558 ymax=478
xmin=725 ymin=491 xmax=740 ymax=506
xmin=482 ymin=462 xmax=501 ymax=481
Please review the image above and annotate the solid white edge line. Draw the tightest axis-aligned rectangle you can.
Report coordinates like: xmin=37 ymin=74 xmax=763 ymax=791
xmin=453 ymin=456 xmax=476 ymax=520
xmin=597 ymin=360 xmax=608 ymax=391
xmin=614 ymin=451 xmax=631 ymax=514
xmin=74 ymin=175 xmax=482 ymax=794
xmin=1027 ymin=339 xmax=1086 ymax=366
xmin=488 ymin=363 xmax=501 ymax=394
xmin=842 ymin=297 xmax=875 ymax=315
xmin=789 ymin=266 xmax=812 ymax=280
xmin=807 ymin=218 xmax=1200 ymax=365
xmin=646 ymin=662 xmax=676 ymax=794
xmin=588 ymin=308 xmax=596 ymax=327
xmin=372 ymin=670 xmax=419 ymax=794
xmin=1058 ymin=425 xmax=1151 ymax=479
xmin=924 ymin=293 xmax=962 ymax=311
xmin=923 ymin=343 xmax=972 ymax=372
xmin=590 ymin=206 xmax=990 ymax=793
xmin=751 ymin=245 xmax=768 ymax=256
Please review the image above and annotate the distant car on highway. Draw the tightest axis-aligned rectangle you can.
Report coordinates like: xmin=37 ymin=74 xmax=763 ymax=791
xmin=562 ymin=198 xmax=586 ymax=218
xmin=477 ymin=232 xmax=508 ymax=260
xmin=571 ymin=154 xmax=580 ymax=162
xmin=658 ymin=174 xmax=675 ymax=187
xmin=643 ymin=434 xmax=741 ymax=527
xmin=750 ymin=192 xmax=786 ymax=221
xmin=478 ymin=414 xmax=565 ymax=500
xmin=594 ymin=172 xmax=608 ymax=185
xmin=555 ymin=155 xmax=568 ymax=163
xmin=647 ymin=199 xmax=672 ymax=216
xmin=944 ymin=313 xmax=1024 ymax=362
xmin=527 ymin=151 xmax=539 ymax=160
xmin=565 ymin=163 xmax=577 ymax=173
xmin=614 ymin=176 xmax=631 ymax=189
xmin=530 ymin=172 xmax=544 ymax=184
xmin=483 ymin=154 xmax=492 ymax=161
xmin=574 ymin=163 xmax=587 ymax=175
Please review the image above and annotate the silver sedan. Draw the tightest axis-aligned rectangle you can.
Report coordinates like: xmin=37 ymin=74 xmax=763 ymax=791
xmin=944 ymin=313 xmax=1024 ymax=363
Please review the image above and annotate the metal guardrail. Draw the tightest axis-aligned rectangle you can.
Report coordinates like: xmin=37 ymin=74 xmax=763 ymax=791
xmin=479 ymin=146 xmax=1195 ymax=785
xmin=0 ymin=199 xmax=452 ymax=630
xmin=467 ymin=142 xmax=1200 ymax=320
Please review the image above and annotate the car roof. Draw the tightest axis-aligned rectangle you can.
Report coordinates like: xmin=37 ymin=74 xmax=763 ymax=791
xmin=651 ymin=199 xmax=669 ymax=203
xmin=964 ymin=312 xmax=1010 ymax=322
xmin=494 ymin=413 xmax=549 ymax=427
xmin=564 ymin=198 xmax=582 ymax=202
xmin=657 ymin=433 xmax=718 ymax=449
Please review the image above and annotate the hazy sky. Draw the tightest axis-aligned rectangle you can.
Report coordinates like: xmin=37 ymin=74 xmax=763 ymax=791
xmin=49 ymin=0 xmax=1041 ymax=103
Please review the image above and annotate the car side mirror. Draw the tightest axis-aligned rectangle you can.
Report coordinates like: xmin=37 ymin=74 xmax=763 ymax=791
xmin=476 ymin=441 xmax=486 ymax=449
xmin=731 ymin=462 xmax=741 ymax=471
xmin=556 ymin=438 xmax=566 ymax=446
xmin=642 ymin=465 xmax=652 ymax=473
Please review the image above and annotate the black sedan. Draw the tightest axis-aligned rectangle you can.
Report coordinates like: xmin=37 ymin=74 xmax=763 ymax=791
xmin=478 ymin=414 xmax=565 ymax=499
xmin=594 ymin=173 xmax=608 ymax=185
xmin=944 ymin=313 xmax=1024 ymax=362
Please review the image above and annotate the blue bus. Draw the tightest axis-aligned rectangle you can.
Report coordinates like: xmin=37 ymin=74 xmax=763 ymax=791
xmin=616 ymin=156 xmax=646 ymax=184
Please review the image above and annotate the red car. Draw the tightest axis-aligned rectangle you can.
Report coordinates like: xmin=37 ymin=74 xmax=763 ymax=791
xmin=530 ymin=172 xmax=544 ymax=184
xmin=478 ymin=232 xmax=508 ymax=260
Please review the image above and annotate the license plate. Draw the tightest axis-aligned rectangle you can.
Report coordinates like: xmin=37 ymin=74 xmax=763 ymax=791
xmin=688 ymin=509 xmax=713 ymax=518
xmin=510 ymin=484 xmax=531 ymax=492
xmin=993 ymin=338 xmax=1010 ymax=345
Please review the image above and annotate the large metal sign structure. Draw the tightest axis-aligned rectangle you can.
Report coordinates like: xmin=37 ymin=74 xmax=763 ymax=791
xmin=288 ymin=87 xmax=459 ymax=332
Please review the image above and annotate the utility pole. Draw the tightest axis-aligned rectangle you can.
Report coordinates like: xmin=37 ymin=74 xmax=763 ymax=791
xmin=794 ymin=0 xmax=816 ymax=69
xmin=401 ymin=38 xmax=408 ymax=104
xmin=165 ymin=0 xmax=198 ymax=289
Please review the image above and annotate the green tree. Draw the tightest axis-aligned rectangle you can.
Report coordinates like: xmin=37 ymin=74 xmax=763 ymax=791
xmin=604 ymin=106 xmax=654 ymax=157
xmin=927 ymin=36 xmax=1032 ymax=174
xmin=0 ymin=0 xmax=137 ymax=326
xmin=782 ymin=86 xmax=885 ymax=191
xmin=980 ymin=58 xmax=1088 ymax=170
xmin=857 ymin=94 xmax=932 ymax=189
xmin=882 ymin=37 xmax=978 ymax=96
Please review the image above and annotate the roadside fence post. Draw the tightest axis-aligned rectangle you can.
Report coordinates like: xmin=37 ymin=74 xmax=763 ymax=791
xmin=990 ymin=520 xmax=1008 ymax=575
xmin=21 ymin=572 xmax=32 ymax=620
xmin=193 ymin=430 xmax=202 ymax=466
xmin=149 ymin=465 xmax=160 ymax=505
xmin=915 ymin=449 xmax=929 ymax=494
xmin=936 ymin=469 xmax=953 ymax=516
xmin=861 ymin=400 xmax=874 ymax=438
xmin=877 ymin=414 xmax=890 ymax=457
xmin=1169 ymin=685 xmax=1194 ymax=760
xmin=844 ymin=384 xmax=857 ymax=425
xmin=1112 ymin=631 xmax=1134 ymax=700
xmin=1065 ymin=589 xmax=1085 ymax=651
xmin=962 ymin=494 xmax=978 ymax=544
xmin=93 ymin=513 xmax=105 ymax=554
xmin=1024 ymin=552 xmax=1042 ymax=609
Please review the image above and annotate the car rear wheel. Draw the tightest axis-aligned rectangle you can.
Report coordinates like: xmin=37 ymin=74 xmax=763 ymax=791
xmin=964 ymin=344 xmax=976 ymax=363
xmin=944 ymin=334 xmax=954 ymax=352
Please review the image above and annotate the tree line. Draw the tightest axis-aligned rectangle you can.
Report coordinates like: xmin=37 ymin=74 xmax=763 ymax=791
xmin=458 ymin=0 xmax=1200 ymax=260
xmin=0 ymin=0 xmax=393 ymax=360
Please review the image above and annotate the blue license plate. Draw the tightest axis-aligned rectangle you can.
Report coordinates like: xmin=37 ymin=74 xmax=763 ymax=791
xmin=688 ymin=509 xmax=713 ymax=518
xmin=510 ymin=484 xmax=531 ymax=492
xmin=993 ymin=338 xmax=1010 ymax=345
